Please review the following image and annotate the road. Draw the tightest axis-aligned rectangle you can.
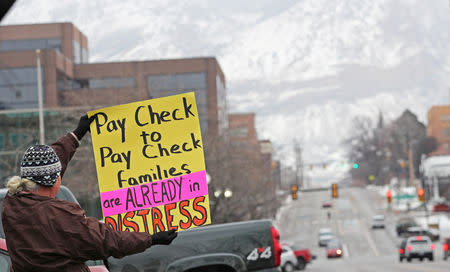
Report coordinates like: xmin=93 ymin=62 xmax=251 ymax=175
xmin=275 ymin=187 xmax=450 ymax=271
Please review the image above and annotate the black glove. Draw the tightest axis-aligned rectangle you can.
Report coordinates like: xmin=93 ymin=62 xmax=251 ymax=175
xmin=73 ymin=114 xmax=96 ymax=140
xmin=151 ymin=229 xmax=177 ymax=245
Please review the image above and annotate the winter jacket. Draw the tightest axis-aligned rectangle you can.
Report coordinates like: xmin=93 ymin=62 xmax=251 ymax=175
xmin=2 ymin=133 xmax=152 ymax=271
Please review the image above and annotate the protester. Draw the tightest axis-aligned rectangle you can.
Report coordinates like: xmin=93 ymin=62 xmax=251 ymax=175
xmin=2 ymin=115 xmax=177 ymax=272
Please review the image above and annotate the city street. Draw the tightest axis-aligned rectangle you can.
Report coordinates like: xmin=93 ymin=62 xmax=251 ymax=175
xmin=276 ymin=187 xmax=450 ymax=271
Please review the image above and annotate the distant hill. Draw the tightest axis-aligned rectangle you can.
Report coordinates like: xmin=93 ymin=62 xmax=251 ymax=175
xmin=4 ymin=0 xmax=450 ymax=183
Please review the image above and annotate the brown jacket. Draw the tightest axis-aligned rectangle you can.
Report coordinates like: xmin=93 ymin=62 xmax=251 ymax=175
xmin=2 ymin=133 xmax=152 ymax=271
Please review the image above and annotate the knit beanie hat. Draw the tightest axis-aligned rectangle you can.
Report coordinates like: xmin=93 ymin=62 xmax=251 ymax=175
xmin=20 ymin=145 xmax=62 ymax=186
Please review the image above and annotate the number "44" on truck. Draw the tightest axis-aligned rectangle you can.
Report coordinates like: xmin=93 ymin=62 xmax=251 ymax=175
xmin=247 ymin=246 xmax=272 ymax=261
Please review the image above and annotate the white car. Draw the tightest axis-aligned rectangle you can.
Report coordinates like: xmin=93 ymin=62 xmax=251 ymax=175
xmin=318 ymin=228 xmax=334 ymax=247
xmin=280 ymin=245 xmax=298 ymax=272
xmin=402 ymin=236 xmax=434 ymax=262
xmin=371 ymin=215 xmax=385 ymax=229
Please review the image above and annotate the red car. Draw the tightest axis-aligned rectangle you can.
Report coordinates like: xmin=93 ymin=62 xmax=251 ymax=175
xmin=326 ymin=239 xmax=343 ymax=258
xmin=290 ymin=244 xmax=315 ymax=270
xmin=444 ymin=238 xmax=450 ymax=260
xmin=0 ymin=238 xmax=109 ymax=271
xmin=322 ymin=201 xmax=332 ymax=208
xmin=433 ymin=203 xmax=450 ymax=213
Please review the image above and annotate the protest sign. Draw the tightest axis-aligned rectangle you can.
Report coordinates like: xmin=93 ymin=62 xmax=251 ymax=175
xmin=88 ymin=92 xmax=210 ymax=233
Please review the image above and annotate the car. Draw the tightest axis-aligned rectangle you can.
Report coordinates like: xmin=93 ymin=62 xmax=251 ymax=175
xmin=403 ymin=227 xmax=440 ymax=241
xmin=371 ymin=215 xmax=385 ymax=229
xmin=318 ymin=228 xmax=334 ymax=247
xmin=396 ymin=218 xmax=418 ymax=236
xmin=432 ymin=203 xmax=450 ymax=213
xmin=443 ymin=238 xmax=450 ymax=260
xmin=280 ymin=245 xmax=298 ymax=272
xmin=399 ymin=239 xmax=407 ymax=262
xmin=289 ymin=244 xmax=316 ymax=270
xmin=0 ymin=186 xmax=109 ymax=271
xmin=322 ymin=201 xmax=332 ymax=208
xmin=326 ymin=239 xmax=343 ymax=258
xmin=401 ymin=236 xmax=434 ymax=262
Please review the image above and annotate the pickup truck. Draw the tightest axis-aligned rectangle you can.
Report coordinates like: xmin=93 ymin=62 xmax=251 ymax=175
xmin=290 ymin=246 xmax=314 ymax=270
xmin=0 ymin=185 xmax=282 ymax=272
xmin=106 ymin=219 xmax=282 ymax=272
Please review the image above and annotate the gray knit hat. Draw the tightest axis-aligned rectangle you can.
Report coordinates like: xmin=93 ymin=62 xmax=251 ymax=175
xmin=20 ymin=145 xmax=62 ymax=186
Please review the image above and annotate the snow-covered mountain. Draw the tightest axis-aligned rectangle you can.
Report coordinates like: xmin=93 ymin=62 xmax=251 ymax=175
xmin=3 ymin=0 xmax=450 ymax=183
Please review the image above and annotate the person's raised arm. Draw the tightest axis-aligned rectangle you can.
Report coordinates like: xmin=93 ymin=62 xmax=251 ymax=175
xmin=50 ymin=115 xmax=96 ymax=178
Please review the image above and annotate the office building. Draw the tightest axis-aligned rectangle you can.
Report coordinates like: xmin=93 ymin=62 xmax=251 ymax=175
xmin=0 ymin=22 xmax=227 ymax=137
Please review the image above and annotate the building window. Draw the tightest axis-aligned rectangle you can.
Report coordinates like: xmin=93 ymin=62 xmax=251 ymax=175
xmin=148 ymin=73 xmax=206 ymax=92
xmin=73 ymin=40 xmax=81 ymax=64
xmin=442 ymin=128 xmax=450 ymax=137
xmin=229 ymin=127 xmax=248 ymax=137
xmin=0 ymin=67 xmax=44 ymax=109
xmin=88 ymin=77 xmax=136 ymax=89
xmin=147 ymin=73 xmax=208 ymax=132
xmin=57 ymin=75 xmax=135 ymax=91
xmin=0 ymin=38 xmax=62 ymax=52
xmin=81 ymin=47 xmax=89 ymax=63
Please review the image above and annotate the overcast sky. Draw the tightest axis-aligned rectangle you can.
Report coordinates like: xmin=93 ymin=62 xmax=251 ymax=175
xmin=3 ymin=0 xmax=450 ymax=184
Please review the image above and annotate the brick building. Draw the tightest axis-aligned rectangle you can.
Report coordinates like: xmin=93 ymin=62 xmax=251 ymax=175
xmin=228 ymin=113 xmax=279 ymax=188
xmin=427 ymin=105 xmax=450 ymax=152
xmin=228 ymin=113 xmax=258 ymax=146
xmin=0 ymin=22 xmax=227 ymax=136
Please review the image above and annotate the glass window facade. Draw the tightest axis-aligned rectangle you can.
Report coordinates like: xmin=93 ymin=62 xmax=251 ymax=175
xmin=9 ymin=132 xmax=29 ymax=147
xmin=147 ymin=73 xmax=208 ymax=132
xmin=216 ymin=76 xmax=227 ymax=134
xmin=0 ymin=38 xmax=61 ymax=52
xmin=0 ymin=133 xmax=4 ymax=151
xmin=0 ymin=67 xmax=44 ymax=109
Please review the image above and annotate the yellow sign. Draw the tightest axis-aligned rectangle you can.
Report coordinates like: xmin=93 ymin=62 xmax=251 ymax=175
xmin=88 ymin=92 xmax=210 ymax=234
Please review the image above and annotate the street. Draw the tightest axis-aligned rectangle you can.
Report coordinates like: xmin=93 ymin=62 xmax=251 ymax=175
xmin=276 ymin=187 xmax=450 ymax=271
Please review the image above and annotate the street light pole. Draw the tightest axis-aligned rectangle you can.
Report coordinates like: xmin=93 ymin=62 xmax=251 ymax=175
xmin=36 ymin=49 xmax=45 ymax=145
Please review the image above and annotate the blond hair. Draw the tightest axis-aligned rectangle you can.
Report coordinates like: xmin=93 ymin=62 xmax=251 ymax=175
xmin=6 ymin=176 xmax=37 ymax=196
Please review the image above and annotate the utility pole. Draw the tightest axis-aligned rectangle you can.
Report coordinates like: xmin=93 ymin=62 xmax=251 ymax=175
xmin=36 ymin=49 xmax=45 ymax=145
xmin=408 ymin=145 xmax=414 ymax=187
xmin=294 ymin=140 xmax=303 ymax=188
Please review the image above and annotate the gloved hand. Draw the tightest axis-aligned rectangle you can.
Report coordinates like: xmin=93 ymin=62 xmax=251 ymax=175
xmin=73 ymin=114 xmax=96 ymax=140
xmin=151 ymin=229 xmax=177 ymax=245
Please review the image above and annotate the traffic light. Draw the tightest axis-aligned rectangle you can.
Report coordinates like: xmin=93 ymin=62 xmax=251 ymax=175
xmin=386 ymin=190 xmax=392 ymax=204
xmin=353 ymin=163 xmax=359 ymax=169
xmin=291 ymin=185 xmax=298 ymax=200
xmin=323 ymin=163 xmax=327 ymax=169
xmin=331 ymin=183 xmax=338 ymax=198
xmin=400 ymin=161 xmax=406 ymax=168
xmin=417 ymin=188 xmax=425 ymax=202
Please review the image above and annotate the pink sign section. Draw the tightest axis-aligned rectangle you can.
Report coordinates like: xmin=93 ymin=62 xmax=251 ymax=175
xmin=101 ymin=170 xmax=208 ymax=217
